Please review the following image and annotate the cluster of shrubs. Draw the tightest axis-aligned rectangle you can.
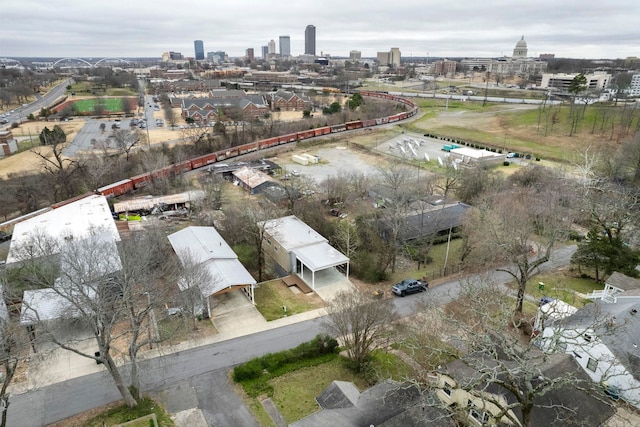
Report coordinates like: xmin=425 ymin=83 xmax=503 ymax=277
xmin=233 ymin=334 xmax=339 ymax=391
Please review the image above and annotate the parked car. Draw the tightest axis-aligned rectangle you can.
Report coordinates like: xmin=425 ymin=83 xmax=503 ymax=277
xmin=392 ymin=279 xmax=428 ymax=297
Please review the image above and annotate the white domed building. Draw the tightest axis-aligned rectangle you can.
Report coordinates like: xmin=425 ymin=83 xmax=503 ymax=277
xmin=512 ymin=35 xmax=528 ymax=59
xmin=489 ymin=36 xmax=547 ymax=77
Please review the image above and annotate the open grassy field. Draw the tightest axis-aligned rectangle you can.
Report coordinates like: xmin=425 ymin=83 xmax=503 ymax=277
xmin=406 ymin=99 xmax=639 ymax=162
xmin=71 ymin=97 xmax=133 ymax=113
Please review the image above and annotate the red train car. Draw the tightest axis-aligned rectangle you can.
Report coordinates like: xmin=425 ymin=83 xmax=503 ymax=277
xmin=97 ymin=180 xmax=134 ymax=198
xmin=345 ymin=121 xmax=363 ymax=130
xmin=278 ymin=133 xmax=298 ymax=144
xmin=259 ymin=136 xmax=280 ymax=150
xmin=238 ymin=141 xmax=259 ymax=155
xmin=314 ymin=126 xmax=331 ymax=136
xmin=362 ymin=119 xmax=377 ymax=127
xmin=173 ymin=160 xmax=193 ymax=175
xmin=151 ymin=165 xmax=173 ymax=182
xmin=190 ymin=152 xmax=218 ymax=169
xmin=130 ymin=173 xmax=152 ymax=188
xmin=296 ymin=130 xmax=315 ymax=140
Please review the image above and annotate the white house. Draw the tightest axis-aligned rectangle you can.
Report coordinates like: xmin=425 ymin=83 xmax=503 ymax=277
xmin=258 ymin=215 xmax=349 ymax=289
xmin=539 ymin=298 xmax=640 ymax=408
xmin=585 ymin=272 xmax=640 ymax=303
xmin=167 ymin=226 xmax=256 ymax=318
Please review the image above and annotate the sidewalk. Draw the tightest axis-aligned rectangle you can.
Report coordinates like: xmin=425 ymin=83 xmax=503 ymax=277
xmin=8 ymin=284 xmax=340 ymax=395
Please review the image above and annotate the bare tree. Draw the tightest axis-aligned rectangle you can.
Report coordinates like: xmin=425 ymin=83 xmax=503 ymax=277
xmin=31 ymin=136 xmax=84 ymax=202
xmin=116 ymin=228 xmax=177 ymax=399
xmin=332 ymin=220 xmax=361 ymax=260
xmin=14 ymin=227 xmax=181 ymax=407
xmin=0 ymin=277 xmax=32 ymax=427
xmin=174 ymin=249 xmax=214 ymax=331
xmin=112 ymin=129 xmax=141 ymax=162
xmin=17 ymin=230 xmax=138 ymax=407
xmin=375 ymin=162 xmax=415 ymax=273
xmin=463 ymin=177 xmax=571 ymax=316
xmin=323 ymin=289 xmax=396 ymax=371
xmin=401 ymin=280 xmax=615 ymax=427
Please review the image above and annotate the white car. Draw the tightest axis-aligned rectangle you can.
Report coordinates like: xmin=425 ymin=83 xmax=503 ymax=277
xmin=506 ymin=153 xmax=517 ymax=158
xmin=291 ymin=170 xmax=300 ymax=176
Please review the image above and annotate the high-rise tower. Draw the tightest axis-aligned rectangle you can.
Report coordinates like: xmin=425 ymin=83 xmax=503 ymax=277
xmin=194 ymin=40 xmax=204 ymax=60
xmin=305 ymin=25 xmax=316 ymax=56
xmin=279 ymin=35 xmax=291 ymax=57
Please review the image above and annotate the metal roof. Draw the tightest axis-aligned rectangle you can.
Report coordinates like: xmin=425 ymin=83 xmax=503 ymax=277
xmin=7 ymin=195 xmax=119 ymax=264
xmin=113 ymin=190 xmax=205 ymax=213
xmin=168 ymin=226 xmax=256 ymax=297
xmin=232 ymin=166 xmax=274 ymax=189
xmin=260 ymin=215 xmax=327 ymax=251
xmin=293 ymin=242 xmax=349 ymax=272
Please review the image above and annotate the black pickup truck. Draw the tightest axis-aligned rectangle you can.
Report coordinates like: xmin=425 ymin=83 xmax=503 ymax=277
xmin=391 ymin=279 xmax=428 ymax=297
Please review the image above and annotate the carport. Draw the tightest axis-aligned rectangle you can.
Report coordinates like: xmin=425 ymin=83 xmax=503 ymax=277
xmin=292 ymin=242 xmax=349 ymax=289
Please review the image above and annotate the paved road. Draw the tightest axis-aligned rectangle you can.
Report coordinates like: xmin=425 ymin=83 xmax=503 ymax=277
xmin=8 ymin=317 xmax=324 ymax=427
xmin=1 ymin=78 xmax=72 ymax=129
xmin=7 ymin=245 xmax=576 ymax=426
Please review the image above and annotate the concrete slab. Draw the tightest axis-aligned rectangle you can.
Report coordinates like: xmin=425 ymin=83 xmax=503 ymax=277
xmin=210 ymin=290 xmax=267 ymax=339
xmin=172 ymin=408 xmax=208 ymax=427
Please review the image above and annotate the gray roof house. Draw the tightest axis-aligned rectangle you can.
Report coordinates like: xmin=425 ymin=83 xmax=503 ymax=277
xmin=585 ymin=272 xmax=640 ymax=303
xmin=540 ymin=297 xmax=640 ymax=409
xmin=291 ymin=380 xmax=450 ymax=427
xmin=379 ymin=202 xmax=471 ymax=242
xmin=439 ymin=353 xmax=615 ymax=426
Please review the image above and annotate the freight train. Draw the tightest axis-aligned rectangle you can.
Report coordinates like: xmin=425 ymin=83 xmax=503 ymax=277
xmin=89 ymin=91 xmax=417 ymax=198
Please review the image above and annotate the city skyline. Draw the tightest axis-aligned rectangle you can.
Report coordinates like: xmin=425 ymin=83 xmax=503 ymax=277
xmin=1 ymin=0 xmax=639 ymax=59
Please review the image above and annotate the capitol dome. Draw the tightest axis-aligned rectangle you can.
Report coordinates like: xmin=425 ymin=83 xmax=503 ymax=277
xmin=512 ymin=36 xmax=528 ymax=58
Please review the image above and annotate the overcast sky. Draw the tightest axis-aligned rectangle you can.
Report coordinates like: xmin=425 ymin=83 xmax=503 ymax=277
xmin=2 ymin=0 xmax=638 ymax=60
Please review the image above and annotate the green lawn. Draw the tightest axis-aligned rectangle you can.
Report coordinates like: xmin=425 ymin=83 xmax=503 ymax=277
xmin=387 ymin=238 xmax=465 ymax=286
xmin=72 ymin=98 xmax=130 ymax=113
xmin=503 ymin=270 xmax=601 ymax=308
xmin=83 ymin=397 xmax=173 ymax=427
xmin=254 ymin=279 xmax=324 ymax=321
xmin=270 ymin=358 xmax=368 ymax=423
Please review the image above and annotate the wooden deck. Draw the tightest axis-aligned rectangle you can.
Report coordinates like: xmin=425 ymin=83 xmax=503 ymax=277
xmin=282 ymin=275 xmax=313 ymax=294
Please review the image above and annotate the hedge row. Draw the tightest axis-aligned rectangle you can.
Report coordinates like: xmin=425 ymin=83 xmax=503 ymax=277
xmin=233 ymin=334 xmax=339 ymax=383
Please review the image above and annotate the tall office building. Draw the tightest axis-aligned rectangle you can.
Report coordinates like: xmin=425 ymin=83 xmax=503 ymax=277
xmin=261 ymin=45 xmax=268 ymax=59
xmin=305 ymin=25 xmax=316 ymax=55
xmin=389 ymin=47 xmax=401 ymax=68
xmin=279 ymin=35 xmax=291 ymax=57
xmin=194 ymin=40 xmax=204 ymax=60
xmin=246 ymin=48 xmax=255 ymax=62
xmin=268 ymin=39 xmax=276 ymax=55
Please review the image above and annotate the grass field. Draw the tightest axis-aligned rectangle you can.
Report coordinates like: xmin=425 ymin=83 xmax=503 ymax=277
xmin=71 ymin=97 xmax=131 ymax=113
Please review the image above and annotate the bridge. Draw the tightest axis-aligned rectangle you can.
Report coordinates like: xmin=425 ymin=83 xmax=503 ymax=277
xmin=52 ymin=57 xmax=135 ymax=68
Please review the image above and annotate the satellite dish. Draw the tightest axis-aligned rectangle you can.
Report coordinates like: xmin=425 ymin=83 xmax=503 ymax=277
xmin=425 ymin=153 xmax=430 ymax=162
xmin=438 ymin=156 xmax=443 ymax=166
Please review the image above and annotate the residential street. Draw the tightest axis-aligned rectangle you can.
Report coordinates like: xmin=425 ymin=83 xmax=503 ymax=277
xmin=6 ymin=245 xmax=576 ymax=426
